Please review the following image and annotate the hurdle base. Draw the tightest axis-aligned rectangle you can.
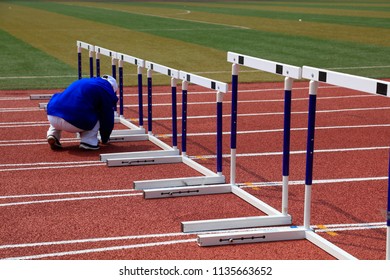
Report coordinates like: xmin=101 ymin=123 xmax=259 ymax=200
xmin=197 ymin=226 xmax=357 ymax=260
xmin=182 ymin=215 xmax=292 ymax=233
xmin=107 ymin=155 xmax=183 ymax=167
xmin=108 ymin=134 xmax=149 ymax=143
xmin=30 ymin=94 xmax=52 ymax=100
xmin=143 ymin=184 xmax=232 ymax=199
xmin=110 ymin=128 xmax=146 ymax=136
xmin=101 ymin=149 xmax=180 ymax=163
xmin=197 ymin=226 xmax=304 ymax=246
xmin=134 ymin=175 xmax=225 ymax=190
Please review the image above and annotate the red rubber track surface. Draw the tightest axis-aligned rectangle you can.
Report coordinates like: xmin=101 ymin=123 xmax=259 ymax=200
xmin=0 ymin=81 xmax=388 ymax=260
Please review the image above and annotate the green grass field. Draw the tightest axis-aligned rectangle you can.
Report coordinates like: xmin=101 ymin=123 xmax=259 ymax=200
xmin=0 ymin=0 xmax=389 ymax=89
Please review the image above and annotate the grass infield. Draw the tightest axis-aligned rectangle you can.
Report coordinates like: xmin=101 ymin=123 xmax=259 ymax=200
xmin=0 ymin=0 xmax=389 ymax=89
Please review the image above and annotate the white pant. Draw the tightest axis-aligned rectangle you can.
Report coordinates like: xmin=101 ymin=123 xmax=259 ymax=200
xmin=47 ymin=115 xmax=100 ymax=146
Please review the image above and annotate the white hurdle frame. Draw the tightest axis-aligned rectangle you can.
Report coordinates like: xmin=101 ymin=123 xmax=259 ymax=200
xmin=301 ymin=66 xmax=390 ymax=260
xmin=133 ymin=70 xmax=228 ymax=190
xmin=198 ymin=57 xmax=370 ymax=260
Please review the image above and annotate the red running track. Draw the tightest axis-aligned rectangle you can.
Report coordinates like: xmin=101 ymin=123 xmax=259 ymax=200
xmin=0 ymin=81 xmax=389 ymax=260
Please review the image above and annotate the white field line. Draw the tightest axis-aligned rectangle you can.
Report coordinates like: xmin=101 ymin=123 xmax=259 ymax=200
xmin=1 ymin=221 xmax=385 ymax=260
xmin=67 ymin=3 xmax=250 ymax=30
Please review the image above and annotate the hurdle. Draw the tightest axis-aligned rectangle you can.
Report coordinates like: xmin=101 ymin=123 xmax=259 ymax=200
xmin=101 ymin=61 xmax=182 ymax=165
xmin=198 ymin=67 xmax=390 ymax=260
xmin=169 ymin=53 xmax=299 ymax=233
xmin=132 ymin=70 xmax=229 ymax=190
xmin=300 ymin=66 xmax=390 ymax=259
xmin=93 ymin=46 xmax=146 ymax=142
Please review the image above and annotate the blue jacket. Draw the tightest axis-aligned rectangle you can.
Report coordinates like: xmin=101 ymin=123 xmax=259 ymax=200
xmin=47 ymin=77 xmax=118 ymax=143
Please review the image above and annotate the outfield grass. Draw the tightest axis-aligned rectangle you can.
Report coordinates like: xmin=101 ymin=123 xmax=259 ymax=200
xmin=0 ymin=0 xmax=389 ymax=90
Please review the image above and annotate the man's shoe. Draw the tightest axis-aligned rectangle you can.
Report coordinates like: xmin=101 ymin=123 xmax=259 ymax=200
xmin=47 ymin=135 xmax=62 ymax=150
xmin=79 ymin=142 xmax=100 ymax=150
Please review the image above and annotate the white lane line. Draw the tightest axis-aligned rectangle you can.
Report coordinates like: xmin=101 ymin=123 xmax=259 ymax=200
xmin=1 ymin=122 xmax=390 ymax=147
xmin=0 ymin=188 xmax=139 ymax=199
xmin=0 ymin=176 xmax=386 ymax=207
xmin=0 ymin=146 xmax=387 ymax=172
xmin=196 ymin=146 xmax=389 ymax=159
xmin=0 ymin=160 xmax=101 ymax=167
xmin=2 ymin=238 xmax=197 ymax=260
xmin=1 ymin=221 xmax=385 ymax=260
xmin=1 ymin=222 xmax=384 ymax=250
xmin=0 ymin=92 xmax=378 ymax=113
xmin=0 ymin=193 xmax=142 ymax=207
xmin=313 ymin=222 xmax=386 ymax=231
xmin=0 ymin=232 xmax=191 ymax=249
xmin=153 ymin=106 xmax=390 ymax=121
xmin=242 ymin=176 xmax=388 ymax=188
xmin=0 ymin=163 xmax=105 ymax=172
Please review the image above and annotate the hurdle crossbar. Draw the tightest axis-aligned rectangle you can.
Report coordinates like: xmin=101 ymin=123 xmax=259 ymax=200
xmin=133 ymin=70 xmax=228 ymax=191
